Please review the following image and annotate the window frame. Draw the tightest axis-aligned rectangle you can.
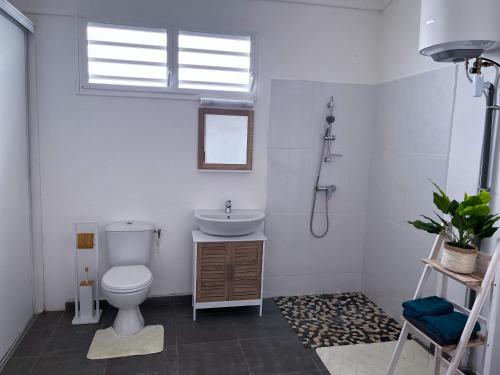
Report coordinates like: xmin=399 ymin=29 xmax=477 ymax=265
xmin=77 ymin=17 xmax=257 ymax=99
xmin=175 ymin=28 xmax=254 ymax=94
xmin=78 ymin=18 xmax=171 ymax=94
xmin=198 ymin=107 xmax=254 ymax=171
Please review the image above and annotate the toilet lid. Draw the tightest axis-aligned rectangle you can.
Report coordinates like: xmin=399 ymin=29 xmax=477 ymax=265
xmin=102 ymin=265 xmax=152 ymax=293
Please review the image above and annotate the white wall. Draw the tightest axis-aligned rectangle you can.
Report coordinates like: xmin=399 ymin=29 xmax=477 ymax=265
xmin=0 ymin=13 xmax=33 ymax=361
xmin=377 ymin=0 xmax=450 ymax=83
xmin=443 ymin=53 xmax=500 ymax=375
xmin=369 ymin=0 xmax=500 ymax=372
xmin=265 ymin=80 xmax=373 ymax=296
xmin=362 ymin=66 xmax=456 ymax=318
xmin=11 ymin=0 xmax=380 ymax=310
xmin=15 ymin=0 xmax=500 ymax=370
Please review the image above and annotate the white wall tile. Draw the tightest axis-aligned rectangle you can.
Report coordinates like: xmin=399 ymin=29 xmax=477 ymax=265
xmin=264 ymin=213 xmax=316 ymax=276
xmin=287 ymin=148 xmax=316 ymax=212
xmin=391 ymin=153 xmax=448 ymax=223
xmin=266 ymin=148 xmax=290 ymax=212
xmin=361 ymin=66 xmax=456 ymax=320
xmin=263 ymin=274 xmax=324 ymax=297
xmin=313 ymin=212 xmax=365 ymax=275
xmin=266 ymin=80 xmax=374 ymax=296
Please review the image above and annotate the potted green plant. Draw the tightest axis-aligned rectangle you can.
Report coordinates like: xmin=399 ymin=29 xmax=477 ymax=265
xmin=409 ymin=182 xmax=499 ymax=274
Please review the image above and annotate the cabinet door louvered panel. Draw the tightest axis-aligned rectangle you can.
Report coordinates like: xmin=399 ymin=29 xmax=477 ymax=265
xmin=196 ymin=242 xmax=230 ymax=302
xmin=229 ymin=241 xmax=262 ymax=301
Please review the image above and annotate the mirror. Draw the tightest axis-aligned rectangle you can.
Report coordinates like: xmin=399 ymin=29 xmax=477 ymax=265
xmin=198 ymin=108 xmax=254 ymax=170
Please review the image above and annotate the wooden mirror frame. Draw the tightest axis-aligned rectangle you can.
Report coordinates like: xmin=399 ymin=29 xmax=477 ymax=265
xmin=198 ymin=107 xmax=254 ymax=171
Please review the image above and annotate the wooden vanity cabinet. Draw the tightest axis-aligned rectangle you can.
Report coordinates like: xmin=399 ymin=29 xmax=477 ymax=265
xmin=228 ymin=241 xmax=263 ymax=300
xmin=192 ymin=231 xmax=266 ymax=320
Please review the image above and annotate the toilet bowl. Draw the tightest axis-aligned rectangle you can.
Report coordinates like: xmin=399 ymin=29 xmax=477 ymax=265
xmin=103 ymin=221 xmax=155 ymax=336
xmin=102 ymin=265 xmax=153 ymax=336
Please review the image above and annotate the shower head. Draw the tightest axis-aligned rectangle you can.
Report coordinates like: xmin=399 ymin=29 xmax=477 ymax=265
xmin=327 ymin=96 xmax=334 ymax=110
xmin=326 ymin=96 xmax=335 ymax=124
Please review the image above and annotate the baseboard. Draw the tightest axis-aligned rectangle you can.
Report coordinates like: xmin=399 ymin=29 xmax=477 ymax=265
xmin=0 ymin=315 xmax=36 ymax=373
xmin=64 ymin=299 xmax=112 ymax=313
xmin=64 ymin=293 xmax=193 ymax=312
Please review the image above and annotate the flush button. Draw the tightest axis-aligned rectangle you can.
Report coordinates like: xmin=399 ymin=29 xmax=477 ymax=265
xmin=126 ymin=222 xmax=133 ymax=225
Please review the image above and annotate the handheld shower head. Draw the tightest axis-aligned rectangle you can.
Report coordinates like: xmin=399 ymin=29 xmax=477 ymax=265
xmin=326 ymin=96 xmax=335 ymax=124
xmin=327 ymin=96 xmax=334 ymax=110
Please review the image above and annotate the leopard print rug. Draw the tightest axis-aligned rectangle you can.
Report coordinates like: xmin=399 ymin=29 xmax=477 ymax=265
xmin=274 ymin=292 xmax=401 ymax=348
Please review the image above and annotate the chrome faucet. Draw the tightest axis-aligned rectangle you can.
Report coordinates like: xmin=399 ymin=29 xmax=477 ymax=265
xmin=225 ymin=200 xmax=232 ymax=214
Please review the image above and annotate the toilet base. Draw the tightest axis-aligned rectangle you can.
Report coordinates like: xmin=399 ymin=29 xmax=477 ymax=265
xmin=113 ymin=307 xmax=145 ymax=336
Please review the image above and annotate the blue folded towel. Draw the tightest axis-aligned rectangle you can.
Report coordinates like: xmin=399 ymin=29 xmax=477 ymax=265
xmin=421 ymin=312 xmax=481 ymax=342
xmin=402 ymin=296 xmax=454 ymax=319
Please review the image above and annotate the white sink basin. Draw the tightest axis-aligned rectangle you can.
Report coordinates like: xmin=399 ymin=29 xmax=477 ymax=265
xmin=195 ymin=209 xmax=265 ymax=236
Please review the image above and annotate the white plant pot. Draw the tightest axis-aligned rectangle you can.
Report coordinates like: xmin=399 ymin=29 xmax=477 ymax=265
xmin=441 ymin=243 xmax=478 ymax=274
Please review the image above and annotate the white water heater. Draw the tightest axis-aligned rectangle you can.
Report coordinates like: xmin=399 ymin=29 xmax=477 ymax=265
xmin=419 ymin=0 xmax=500 ymax=62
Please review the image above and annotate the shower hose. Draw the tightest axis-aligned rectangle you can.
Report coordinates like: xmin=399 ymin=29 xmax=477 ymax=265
xmin=309 ymin=136 xmax=330 ymax=238
xmin=309 ymin=188 xmax=329 ymax=238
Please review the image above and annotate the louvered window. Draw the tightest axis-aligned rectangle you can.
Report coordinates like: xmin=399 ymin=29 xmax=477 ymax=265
xmin=86 ymin=22 xmax=168 ymax=88
xmin=81 ymin=21 xmax=255 ymax=95
xmin=178 ymin=31 xmax=253 ymax=93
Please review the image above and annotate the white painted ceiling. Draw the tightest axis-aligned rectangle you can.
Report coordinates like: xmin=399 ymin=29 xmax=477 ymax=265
xmin=262 ymin=0 xmax=392 ymax=11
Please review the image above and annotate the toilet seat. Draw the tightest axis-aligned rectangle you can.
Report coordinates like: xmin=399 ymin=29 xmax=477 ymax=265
xmin=102 ymin=265 xmax=152 ymax=294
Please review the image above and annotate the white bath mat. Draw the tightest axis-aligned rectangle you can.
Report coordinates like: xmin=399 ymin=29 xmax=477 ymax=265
xmin=87 ymin=325 xmax=164 ymax=360
xmin=316 ymin=340 xmax=445 ymax=375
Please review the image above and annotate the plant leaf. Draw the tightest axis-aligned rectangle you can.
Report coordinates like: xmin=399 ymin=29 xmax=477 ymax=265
xmin=430 ymin=181 xmax=451 ymax=214
xmin=459 ymin=204 xmax=491 ymax=216
xmin=479 ymin=190 xmax=491 ymax=204
xmin=408 ymin=219 xmax=443 ymax=235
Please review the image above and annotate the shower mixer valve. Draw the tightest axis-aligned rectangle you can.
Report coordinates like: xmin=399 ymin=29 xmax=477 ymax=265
xmin=315 ymin=184 xmax=337 ymax=199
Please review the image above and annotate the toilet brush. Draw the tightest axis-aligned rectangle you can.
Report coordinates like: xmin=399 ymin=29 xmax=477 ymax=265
xmin=79 ymin=266 xmax=95 ymax=320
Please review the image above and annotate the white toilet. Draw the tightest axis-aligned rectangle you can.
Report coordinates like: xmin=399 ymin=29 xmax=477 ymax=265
xmin=102 ymin=221 xmax=154 ymax=336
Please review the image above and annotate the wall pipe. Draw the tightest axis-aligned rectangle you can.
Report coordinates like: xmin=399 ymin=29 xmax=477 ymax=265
xmin=468 ymin=83 xmax=495 ymax=306
xmin=477 ymin=83 xmax=496 ymax=192
xmin=465 ymin=70 xmax=497 ymax=373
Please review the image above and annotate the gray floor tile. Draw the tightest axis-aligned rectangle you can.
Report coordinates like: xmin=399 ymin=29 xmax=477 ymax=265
xmin=176 ymin=320 xmax=236 ymax=344
xmin=0 ymin=297 xmax=331 ymax=375
xmin=142 ymin=296 xmax=176 ymax=309
xmin=41 ymin=329 xmax=96 ymax=356
xmin=240 ymin=335 xmax=317 ymax=374
xmin=178 ymin=340 xmax=246 ymax=371
xmin=174 ymin=295 xmax=193 ymax=306
xmin=141 ymin=309 xmax=176 ymax=328
xmin=174 ymin=304 xmax=231 ymax=324
xmin=179 ymin=363 xmax=250 ymax=375
xmin=104 ymin=348 xmax=177 ymax=375
xmin=31 ymin=354 xmax=106 ymax=375
xmin=31 ymin=312 xmax=63 ymax=329
xmin=255 ymin=371 xmax=323 ymax=375
xmin=310 ymin=351 xmax=328 ymax=370
xmin=0 ymin=356 xmax=37 ymax=375
xmin=229 ymin=299 xmax=279 ymax=317
xmin=232 ymin=312 xmax=295 ymax=339
xmin=11 ymin=327 xmax=55 ymax=358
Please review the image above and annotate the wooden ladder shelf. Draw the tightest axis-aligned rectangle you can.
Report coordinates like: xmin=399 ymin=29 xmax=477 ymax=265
xmin=387 ymin=236 xmax=500 ymax=375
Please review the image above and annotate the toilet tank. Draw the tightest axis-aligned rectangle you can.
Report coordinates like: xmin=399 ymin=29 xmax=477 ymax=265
xmin=105 ymin=221 xmax=155 ymax=266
